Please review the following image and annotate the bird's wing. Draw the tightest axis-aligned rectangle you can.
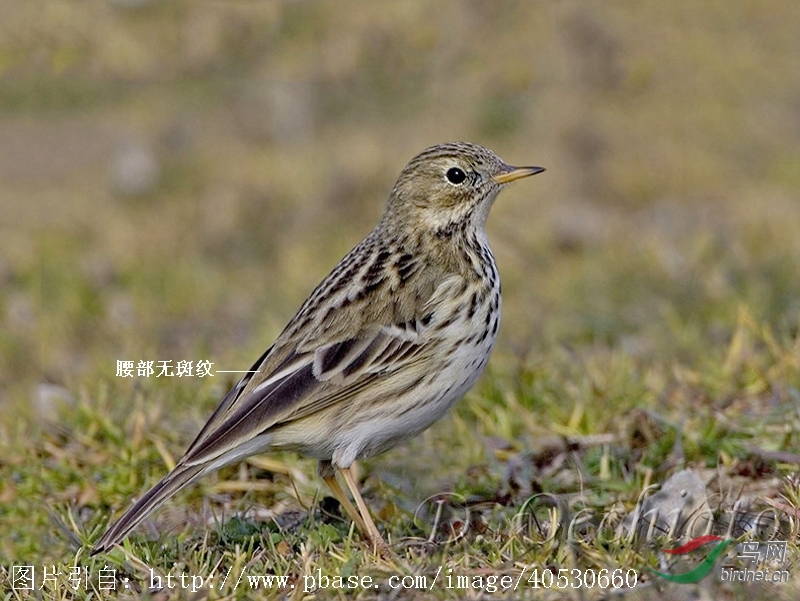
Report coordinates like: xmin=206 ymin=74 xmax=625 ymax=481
xmin=90 ymin=296 xmax=440 ymax=555
xmin=179 ymin=318 xmax=433 ymax=467
xmin=176 ymin=233 xmax=464 ymax=469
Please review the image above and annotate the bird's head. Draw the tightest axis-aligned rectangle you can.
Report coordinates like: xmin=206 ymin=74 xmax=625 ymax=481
xmin=384 ymin=142 xmax=544 ymax=236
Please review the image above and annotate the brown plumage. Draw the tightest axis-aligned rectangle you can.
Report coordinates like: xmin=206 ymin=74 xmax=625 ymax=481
xmin=91 ymin=142 xmax=543 ymax=556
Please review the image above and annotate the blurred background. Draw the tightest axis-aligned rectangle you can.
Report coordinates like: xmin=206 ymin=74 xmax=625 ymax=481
xmin=2 ymin=1 xmax=799 ymax=473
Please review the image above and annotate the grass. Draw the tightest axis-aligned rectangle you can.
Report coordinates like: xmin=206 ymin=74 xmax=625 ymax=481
xmin=2 ymin=221 xmax=798 ymax=599
xmin=2 ymin=1 xmax=800 ymax=599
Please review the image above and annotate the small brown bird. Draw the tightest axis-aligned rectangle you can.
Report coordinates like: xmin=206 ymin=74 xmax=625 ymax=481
xmin=92 ymin=142 xmax=543 ymax=555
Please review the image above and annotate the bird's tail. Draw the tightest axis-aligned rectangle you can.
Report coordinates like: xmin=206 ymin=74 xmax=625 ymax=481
xmin=90 ymin=463 xmax=205 ymax=555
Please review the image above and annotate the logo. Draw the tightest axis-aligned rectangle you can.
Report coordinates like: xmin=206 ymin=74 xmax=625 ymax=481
xmin=649 ymin=535 xmax=735 ymax=584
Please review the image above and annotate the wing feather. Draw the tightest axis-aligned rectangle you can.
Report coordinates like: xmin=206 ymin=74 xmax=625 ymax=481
xmin=178 ymin=246 xmax=451 ymax=468
xmin=181 ymin=321 xmax=430 ymax=466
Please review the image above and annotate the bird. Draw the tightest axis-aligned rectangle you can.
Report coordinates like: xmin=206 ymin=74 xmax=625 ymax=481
xmin=91 ymin=142 xmax=544 ymax=556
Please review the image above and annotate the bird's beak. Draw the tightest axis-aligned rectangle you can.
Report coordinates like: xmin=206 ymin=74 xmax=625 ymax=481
xmin=492 ymin=165 xmax=545 ymax=184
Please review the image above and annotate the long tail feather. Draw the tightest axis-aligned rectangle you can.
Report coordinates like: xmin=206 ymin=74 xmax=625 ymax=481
xmin=90 ymin=464 xmax=205 ymax=555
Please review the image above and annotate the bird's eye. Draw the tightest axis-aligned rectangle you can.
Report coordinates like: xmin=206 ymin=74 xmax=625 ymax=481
xmin=445 ymin=167 xmax=467 ymax=185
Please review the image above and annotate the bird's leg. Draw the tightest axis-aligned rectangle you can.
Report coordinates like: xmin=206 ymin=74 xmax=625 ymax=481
xmin=339 ymin=465 xmax=390 ymax=555
xmin=318 ymin=461 xmax=368 ymax=535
